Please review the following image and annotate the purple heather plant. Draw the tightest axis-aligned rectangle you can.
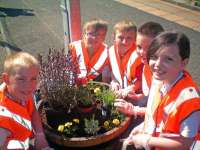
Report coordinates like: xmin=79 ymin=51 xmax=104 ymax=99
xmin=38 ymin=48 xmax=79 ymax=111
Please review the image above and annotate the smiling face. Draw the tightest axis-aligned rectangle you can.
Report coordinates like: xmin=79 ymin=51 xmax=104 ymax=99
xmin=149 ymin=44 xmax=188 ymax=85
xmin=3 ymin=65 xmax=39 ymax=102
xmin=114 ymin=30 xmax=136 ymax=55
xmin=84 ymin=26 xmax=107 ymax=51
xmin=136 ymin=33 xmax=153 ymax=64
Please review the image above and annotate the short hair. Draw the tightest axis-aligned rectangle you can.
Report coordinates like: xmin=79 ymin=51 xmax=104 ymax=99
xmin=147 ymin=31 xmax=190 ymax=62
xmin=83 ymin=19 xmax=108 ymax=34
xmin=138 ymin=21 xmax=164 ymax=38
xmin=113 ymin=20 xmax=137 ymax=35
xmin=4 ymin=52 xmax=39 ymax=75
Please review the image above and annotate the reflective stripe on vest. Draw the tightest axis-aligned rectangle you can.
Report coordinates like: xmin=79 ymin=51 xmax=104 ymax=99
xmin=190 ymin=141 xmax=200 ymax=150
xmin=73 ymin=40 xmax=108 ymax=78
xmin=142 ymin=71 xmax=149 ymax=96
xmin=0 ymin=105 xmax=32 ymax=131
xmin=89 ymin=45 xmax=108 ymax=76
xmin=163 ymin=87 xmax=199 ymax=116
xmin=109 ymin=46 xmax=135 ymax=88
xmin=142 ymin=65 xmax=151 ymax=96
xmin=126 ymin=50 xmax=139 ymax=82
xmin=7 ymin=138 xmax=29 ymax=149
xmin=73 ymin=41 xmax=87 ymax=78
xmin=109 ymin=46 xmax=123 ymax=87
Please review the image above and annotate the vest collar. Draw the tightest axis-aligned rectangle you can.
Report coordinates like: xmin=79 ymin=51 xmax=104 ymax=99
xmin=160 ymin=71 xmax=184 ymax=96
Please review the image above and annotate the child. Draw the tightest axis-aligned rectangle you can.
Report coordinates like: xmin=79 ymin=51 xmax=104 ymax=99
xmin=115 ymin=22 xmax=164 ymax=116
xmin=0 ymin=52 xmax=52 ymax=149
xmin=123 ymin=31 xmax=200 ymax=150
xmin=68 ymin=19 xmax=110 ymax=84
xmin=109 ymin=20 xmax=137 ymax=90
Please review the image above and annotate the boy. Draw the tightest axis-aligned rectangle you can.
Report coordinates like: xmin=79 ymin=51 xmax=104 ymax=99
xmin=0 ymin=52 xmax=52 ymax=149
xmin=115 ymin=22 xmax=164 ymax=116
xmin=68 ymin=19 xmax=110 ymax=84
xmin=124 ymin=31 xmax=200 ymax=150
xmin=109 ymin=20 xmax=137 ymax=90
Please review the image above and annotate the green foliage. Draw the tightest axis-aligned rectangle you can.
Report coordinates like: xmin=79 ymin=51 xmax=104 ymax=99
xmin=110 ymin=108 xmax=125 ymax=121
xmin=64 ymin=124 xmax=79 ymax=137
xmin=88 ymin=81 xmax=116 ymax=107
xmin=75 ymin=85 xmax=93 ymax=107
xmin=99 ymin=88 xmax=116 ymax=106
xmin=84 ymin=115 xmax=99 ymax=135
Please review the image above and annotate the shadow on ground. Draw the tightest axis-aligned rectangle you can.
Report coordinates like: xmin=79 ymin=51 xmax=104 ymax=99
xmin=0 ymin=7 xmax=34 ymax=17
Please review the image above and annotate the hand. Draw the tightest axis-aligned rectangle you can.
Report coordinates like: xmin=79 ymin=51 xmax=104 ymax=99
xmin=114 ymin=99 xmax=134 ymax=115
xmin=115 ymin=89 xmax=124 ymax=98
xmin=127 ymin=92 xmax=145 ymax=101
xmin=122 ymin=85 xmax=135 ymax=98
xmin=110 ymin=81 xmax=121 ymax=91
xmin=126 ymin=133 xmax=151 ymax=149
xmin=129 ymin=125 xmax=143 ymax=136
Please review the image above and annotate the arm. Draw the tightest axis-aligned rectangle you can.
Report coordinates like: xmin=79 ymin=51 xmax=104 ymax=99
xmin=31 ymin=107 xmax=50 ymax=149
xmin=127 ymin=92 xmax=145 ymax=101
xmin=114 ymin=99 xmax=146 ymax=116
xmin=0 ymin=127 xmax=10 ymax=149
xmin=125 ymin=133 xmax=194 ymax=150
xmin=148 ymin=135 xmax=194 ymax=150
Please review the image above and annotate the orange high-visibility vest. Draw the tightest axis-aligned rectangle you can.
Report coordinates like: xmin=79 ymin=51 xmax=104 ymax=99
xmin=142 ymin=64 xmax=152 ymax=96
xmin=0 ymin=91 xmax=34 ymax=149
xmin=69 ymin=40 xmax=109 ymax=83
xmin=127 ymin=51 xmax=142 ymax=85
xmin=152 ymin=71 xmax=200 ymax=150
xmin=109 ymin=44 xmax=136 ymax=88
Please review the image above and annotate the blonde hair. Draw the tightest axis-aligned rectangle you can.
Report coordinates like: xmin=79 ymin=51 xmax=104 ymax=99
xmin=113 ymin=20 xmax=137 ymax=35
xmin=4 ymin=52 xmax=39 ymax=75
xmin=83 ymin=19 xmax=108 ymax=34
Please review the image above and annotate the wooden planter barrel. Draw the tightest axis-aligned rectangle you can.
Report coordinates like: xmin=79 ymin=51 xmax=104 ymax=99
xmin=40 ymin=108 xmax=131 ymax=147
xmin=45 ymin=118 xmax=130 ymax=147
xmin=39 ymin=81 xmax=131 ymax=147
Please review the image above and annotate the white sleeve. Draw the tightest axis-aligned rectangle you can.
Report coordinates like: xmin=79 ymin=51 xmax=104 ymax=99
xmin=180 ymin=111 xmax=200 ymax=137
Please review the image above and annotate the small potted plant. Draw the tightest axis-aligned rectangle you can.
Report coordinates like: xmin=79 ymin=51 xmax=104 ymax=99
xmin=75 ymin=85 xmax=94 ymax=113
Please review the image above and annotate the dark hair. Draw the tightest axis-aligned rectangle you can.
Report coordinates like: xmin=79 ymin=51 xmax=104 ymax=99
xmin=147 ymin=31 xmax=190 ymax=62
xmin=138 ymin=21 xmax=164 ymax=38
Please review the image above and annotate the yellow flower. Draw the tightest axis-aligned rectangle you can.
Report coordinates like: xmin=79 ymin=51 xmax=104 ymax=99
xmin=103 ymin=121 xmax=110 ymax=128
xmin=57 ymin=125 xmax=64 ymax=132
xmin=94 ymin=87 xmax=101 ymax=94
xmin=64 ymin=122 xmax=73 ymax=128
xmin=112 ymin=119 xmax=120 ymax=126
xmin=73 ymin=118 xmax=80 ymax=124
